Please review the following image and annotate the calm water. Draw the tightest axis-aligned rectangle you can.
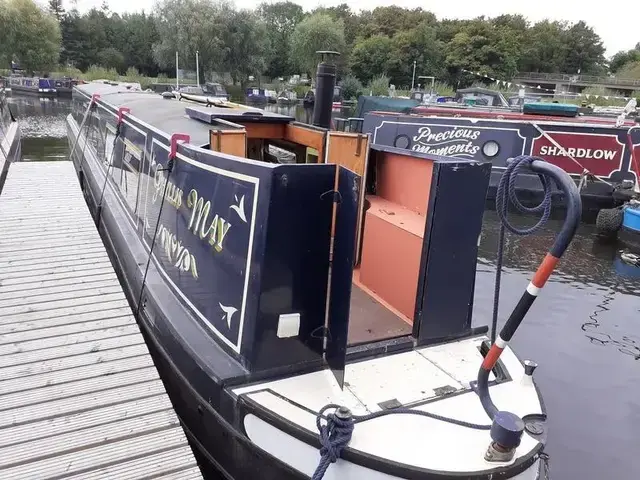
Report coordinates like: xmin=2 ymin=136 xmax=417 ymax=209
xmin=8 ymin=95 xmax=640 ymax=480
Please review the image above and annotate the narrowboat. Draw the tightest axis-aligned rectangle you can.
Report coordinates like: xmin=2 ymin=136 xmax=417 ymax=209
xmin=54 ymin=77 xmax=79 ymax=97
xmin=356 ymin=102 xmax=640 ymax=221
xmin=245 ymin=87 xmax=268 ymax=104
xmin=4 ymin=76 xmax=57 ymax=96
xmin=0 ymin=92 xmax=21 ymax=187
xmin=0 ymin=78 xmax=11 ymax=94
xmin=66 ymin=81 xmax=581 ymax=480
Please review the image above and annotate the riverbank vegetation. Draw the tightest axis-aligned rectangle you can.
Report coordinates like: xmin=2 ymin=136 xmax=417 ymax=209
xmin=1 ymin=0 xmax=639 ymax=97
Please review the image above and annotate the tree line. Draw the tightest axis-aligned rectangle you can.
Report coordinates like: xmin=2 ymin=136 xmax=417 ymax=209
xmin=2 ymin=0 xmax=638 ymax=89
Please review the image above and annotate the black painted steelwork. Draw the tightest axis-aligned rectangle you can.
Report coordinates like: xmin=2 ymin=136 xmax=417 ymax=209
xmin=67 ymin=82 xmax=539 ymax=480
xmin=312 ymin=51 xmax=339 ymax=129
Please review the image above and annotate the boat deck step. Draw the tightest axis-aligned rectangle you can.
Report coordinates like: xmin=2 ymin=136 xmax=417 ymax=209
xmin=0 ymin=161 xmax=203 ymax=479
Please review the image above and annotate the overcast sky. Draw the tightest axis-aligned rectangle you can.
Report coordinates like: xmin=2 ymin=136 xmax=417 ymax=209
xmin=72 ymin=0 xmax=636 ymax=58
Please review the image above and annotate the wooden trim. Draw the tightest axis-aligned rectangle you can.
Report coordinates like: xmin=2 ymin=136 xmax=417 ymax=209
xmin=285 ymin=124 xmax=325 ymax=152
xmin=243 ymin=123 xmax=285 ymax=139
xmin=209 ymin=129 xmax=247 ymax=158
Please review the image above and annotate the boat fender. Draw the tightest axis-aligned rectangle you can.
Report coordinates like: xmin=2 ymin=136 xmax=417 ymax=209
xmin=595 ymin=208 xmax=623 ymax=237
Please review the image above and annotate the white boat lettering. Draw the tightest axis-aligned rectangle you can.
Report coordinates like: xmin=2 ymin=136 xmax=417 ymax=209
xmin=152 ymin=163 xmax=183 ymax=208
xmin=158 ymin=224 xmax=199 ymax=279
xmin=412 ymin=142 xmax=479 ymax=156
xmin=539 ymin=145 xmax=617 ymax=160
xmin=411 ymin=126 xmax=481 ymax=157
xmin=413 ymin=126 xmax=481 ymax=143
xmin=187 ymin=189 xmax=232 ymax=252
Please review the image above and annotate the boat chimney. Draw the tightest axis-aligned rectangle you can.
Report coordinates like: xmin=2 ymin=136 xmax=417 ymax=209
xmin=312 ymin=50 xmax=340 ymax=129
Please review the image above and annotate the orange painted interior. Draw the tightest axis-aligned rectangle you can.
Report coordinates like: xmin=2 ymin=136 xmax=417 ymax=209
xmin=326 ymin=132 xmax=368 ymax=176
xmin=209 ymin=129 xmax=247 ymax=157
xmin=376 ymin=151 xmax=433 ymax=215
xmin=356 ymin=150 xmax=436 ymax=324
xmin=358 ymin=196 xmax=426 ymax=322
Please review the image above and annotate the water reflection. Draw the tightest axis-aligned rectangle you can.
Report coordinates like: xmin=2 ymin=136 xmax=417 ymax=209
xmin=8 ymin=95 xmax=70 ymax=161
xmin=476 ymin=210 xmax=640 ymax=480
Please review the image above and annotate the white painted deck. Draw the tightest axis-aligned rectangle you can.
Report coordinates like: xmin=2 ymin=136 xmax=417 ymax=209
xmin=0 ymin=161 xmax=203 ymax=479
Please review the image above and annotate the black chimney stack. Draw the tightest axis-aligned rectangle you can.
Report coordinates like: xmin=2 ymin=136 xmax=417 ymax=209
xmin=312 ymin=50 xmax=340 ymax=129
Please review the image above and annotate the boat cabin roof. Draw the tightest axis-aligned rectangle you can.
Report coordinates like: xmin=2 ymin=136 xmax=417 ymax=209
xmin=75 ymin=83 xmax=293 ymax=146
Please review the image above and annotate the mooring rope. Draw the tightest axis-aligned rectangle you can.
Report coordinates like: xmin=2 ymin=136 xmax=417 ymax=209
xmin=312 ymin=403 xmax=491 ymax=480
xmin=491 ymin=155 xmax=553 ymax=342
xmin=135 ymin=156 xmax=175 ymax=323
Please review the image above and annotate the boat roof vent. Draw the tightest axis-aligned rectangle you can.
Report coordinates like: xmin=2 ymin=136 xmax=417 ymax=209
xmin=185 ymin=105 xmax=294 ymax=124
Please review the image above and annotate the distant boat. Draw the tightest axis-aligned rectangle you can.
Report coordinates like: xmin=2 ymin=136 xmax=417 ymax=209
xmin=245 ymin=87 xmax=267 ymax=103
xmin=276 ymin=90 xmax=297 ymax=106
xmin=4 ymin=76 xmax=56 ymax=97
xmin=53 ymin=77 xmax=79 ymax=97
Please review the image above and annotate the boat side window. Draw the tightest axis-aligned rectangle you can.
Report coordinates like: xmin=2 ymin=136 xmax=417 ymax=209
xmin=113 ymin=138 xmax=141 ymax=214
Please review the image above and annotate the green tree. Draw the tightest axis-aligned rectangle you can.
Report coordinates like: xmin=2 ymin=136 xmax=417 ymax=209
xmin=563 ymin=21 xmax=606 ymax=74
xmin=349 ymin=35 xmax=394 ymax=84
xmin=258 ymin=1 xmax=304 ymax=78
xmin=152 ymin=0 xmax=230 ymax=75
xmin=610 ymin=48 xmax=640 ymax=73
xmin=519 ymin=20 xmax=568 ymax=73
xmin=48 ymin=0 xmax=64 ymax=22
xmin=444 ymin=18 xmax=521 ymax=81
xmin=290 ymin=13 xmax=346 ymax=75
xmin=1 ymin=0 xmax=61 ymax=72
xmin=359 ymin=7 xmax=436 ymax=39
xmin=222 ymin=10 xmax=270 ymax=84
xmin=387 ymin=23 xmax=445 ymax=87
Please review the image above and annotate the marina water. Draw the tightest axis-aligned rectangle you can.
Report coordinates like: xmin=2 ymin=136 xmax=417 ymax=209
xmin=10 ymin=95 xmax=639 ymax=480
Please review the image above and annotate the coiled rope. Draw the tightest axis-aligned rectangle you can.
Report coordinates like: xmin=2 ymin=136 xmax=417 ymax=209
xmin=312 ymin=403 xmax=491 ymax=480
xmin=490 ymin=155 xmax=553 ymax=343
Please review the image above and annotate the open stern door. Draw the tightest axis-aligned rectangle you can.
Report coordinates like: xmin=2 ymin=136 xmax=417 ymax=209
xmin=325 ymin=131 xmax=370 ymax=265
xmin=326 ymin=165 xmax=360 ymax=388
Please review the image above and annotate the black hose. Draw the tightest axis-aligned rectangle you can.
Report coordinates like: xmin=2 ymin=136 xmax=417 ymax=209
xmin=477 ymin=156 xmax=581 ymax=419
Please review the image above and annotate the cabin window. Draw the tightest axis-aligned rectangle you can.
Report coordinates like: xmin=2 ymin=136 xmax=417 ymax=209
xmin=114 ymin=139 xmax=141 ymax=213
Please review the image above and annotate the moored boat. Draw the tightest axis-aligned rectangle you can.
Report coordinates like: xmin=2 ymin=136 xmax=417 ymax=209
xmin=66 ymin=73 xmax=581 ymax=479
xmin=245 ymin=86 xmax=268 ymax=104
xmin=54 ymin=77 xmax=80 ymax=97
xmin=351 ymin=101 xmax=640 ymax=221
xmin=4 ymin=75 xmax=57 ymax=96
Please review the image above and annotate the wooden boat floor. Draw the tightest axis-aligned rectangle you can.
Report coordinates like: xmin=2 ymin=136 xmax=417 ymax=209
xmin=0 ymin=161 xmax=202 ymax=480
xmin=347 ymin=284 xmax=412 ymax=345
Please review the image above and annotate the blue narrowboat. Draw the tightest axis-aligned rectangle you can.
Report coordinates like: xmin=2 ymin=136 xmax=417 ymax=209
xmin=4 ymin=76 xmax=57 ymax=96
xmin=245 ymin=86 xmax=267 ymax=103
xmin=64 ymin=81 xmax=584 ymax=480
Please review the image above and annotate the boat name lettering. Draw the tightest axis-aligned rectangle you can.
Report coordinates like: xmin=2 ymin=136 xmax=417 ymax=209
xmin=538 ymin=145 xmax=617 ymax=161
xmin=153 ymin=163 xmax=183 ymax=209
xmin=411 ymin=126 xmax=481 ymax=157
xmin=186 ymin=189 xmax=232 ymax=253
xmin=158 ymin=224 xmax=199 ymax=279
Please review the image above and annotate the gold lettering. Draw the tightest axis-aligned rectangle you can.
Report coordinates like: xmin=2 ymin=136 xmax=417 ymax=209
xmin=187 ymin=188 xmax=232 ymax=252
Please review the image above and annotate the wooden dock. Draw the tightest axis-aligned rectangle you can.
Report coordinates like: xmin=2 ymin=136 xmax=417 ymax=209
xmin=0 ymin=162 xmax=203 ymax=479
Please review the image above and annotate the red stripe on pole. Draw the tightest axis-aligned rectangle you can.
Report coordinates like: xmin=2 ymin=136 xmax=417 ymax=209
xmin=482 ymin=344 xmax=504 ymax=371
xmin=531 ymin=253 xmax=559 ymax=289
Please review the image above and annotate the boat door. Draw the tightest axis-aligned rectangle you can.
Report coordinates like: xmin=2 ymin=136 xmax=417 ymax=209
xmin=325 ymin=131 xmax=370 ymax=265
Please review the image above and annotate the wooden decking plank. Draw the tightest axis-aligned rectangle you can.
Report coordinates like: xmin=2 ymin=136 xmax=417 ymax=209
xmin=0 ymin=162 xmax=201 ymax=479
